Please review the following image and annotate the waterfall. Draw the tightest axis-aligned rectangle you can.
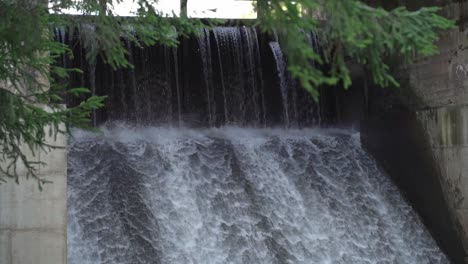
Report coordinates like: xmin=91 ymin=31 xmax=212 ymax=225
xmin=213 ymin=27 xmax=246 ymax=125
xmin=211 ymin=27 xmax=261 ymax=125
xmin=196 ymin=28 xmax=215 ymax=126
xmin=269 ymin=42 xmax=290 ymax=127
xmin=163 ymin=46 xmax=173 ymax=123
xmin=62 ymin=26 xmax=332 ymax=127
xmin=65 ymin=26 xmax=450 ymax=264
xmin=125 ymin=40 xmax=140 ymax=123
xmin=241 ymin=26 xmax=261 ymax=126
xmin=88 ymin=60 xmax=97 ymax=126
xmin=173 ymin=47 xmax=183 ymax=127
xmin=212 ymin=28 xmax=229 ymax=124
xmin=252 ymin=28 xmax=267 ymax=127
xmin=68 ymin=126 xmax=449 ymax=264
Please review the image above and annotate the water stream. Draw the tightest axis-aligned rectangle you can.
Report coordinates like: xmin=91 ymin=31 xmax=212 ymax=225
xmin=68 ymin=126 xmax=449 ymax=264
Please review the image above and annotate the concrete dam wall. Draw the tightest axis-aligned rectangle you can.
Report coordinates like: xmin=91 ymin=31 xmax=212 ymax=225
xmin=359 ymin=1 xmax=468 ymax=263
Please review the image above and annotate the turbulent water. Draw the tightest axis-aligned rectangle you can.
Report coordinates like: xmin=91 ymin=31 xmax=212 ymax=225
xmin=68 ymin=126 xmax=449 ymax=264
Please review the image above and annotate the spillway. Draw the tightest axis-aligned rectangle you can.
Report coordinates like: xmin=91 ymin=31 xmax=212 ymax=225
xmin=68 ymin=126 xmax=448 ymax=264
xmin=62 ymin=26 xmax=450 ymax=263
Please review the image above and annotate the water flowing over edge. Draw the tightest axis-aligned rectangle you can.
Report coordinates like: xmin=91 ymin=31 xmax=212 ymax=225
xmin=57 ymin=26 xmax=328 ymax=127
xmin=68 ymin=125 xmax=449 ymax=264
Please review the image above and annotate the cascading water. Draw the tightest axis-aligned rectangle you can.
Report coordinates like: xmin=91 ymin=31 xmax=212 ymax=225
xmin=197 ymin=28 xmax=215 ymax=126
xmin=60 ymin=26 xmax=328 ymax=127
xmin=63 ymin=26 xmax=450 ymax=263
xmin=69 ymin=126 xmax=449 ymax=264
xmin=269 ymin=42 xmax=290 ymax=127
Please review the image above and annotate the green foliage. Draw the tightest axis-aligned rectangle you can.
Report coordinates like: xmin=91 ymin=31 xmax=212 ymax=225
xmin=0 ymin=0 xmax=455 ymax=187
xmin=256 ymin=0 xmax=455 ymax=99
xmin=0 ymin=0 xmax=206 ymax=187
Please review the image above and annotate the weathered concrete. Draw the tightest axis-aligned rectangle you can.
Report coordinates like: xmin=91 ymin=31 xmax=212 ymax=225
xmin=359 ymin=87 xmax=466 ymax=263
xmin=11 ymin=231 xmax=66 ymax=264
xmin=357 ymin=1 xmax=468 ymax=263
xmin=413 ymin=94 xmax=468 ymax=261
xmin=0 ymin=128 xmax=67 ymax=264
xmin=0 ymin=230 xmax=11 ymax=264
xmin=406 ymin=3 xmax=468 ymax=259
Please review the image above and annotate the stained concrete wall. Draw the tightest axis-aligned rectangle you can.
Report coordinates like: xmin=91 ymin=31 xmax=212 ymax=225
xmin=406 ymin=3 xmax=468 ymax=261
xmin=358 ymin=1 xmax=468 ymax=263
xmin=0 ymin=128 xmax=67 ymax=264
xmin=360 ymin=87 xmax=467 ymax=263
xmin=417 ymin=107 xmax=468 ymax=235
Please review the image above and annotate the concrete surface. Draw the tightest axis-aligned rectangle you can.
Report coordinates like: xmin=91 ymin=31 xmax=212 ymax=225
xmin=0 ymin=127 xmax=67 ymax=264
xmin=405 ymin=3 xmax=468 ymax=257
xmin=357 ymin=2 xmax=468 ymax=263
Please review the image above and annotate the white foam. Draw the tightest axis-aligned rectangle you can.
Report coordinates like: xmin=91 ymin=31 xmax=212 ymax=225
xmin=68 ymin=126 xmax=449 ymax=264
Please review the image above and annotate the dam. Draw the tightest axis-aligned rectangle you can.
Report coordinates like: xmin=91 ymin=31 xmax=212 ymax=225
xmin=2 ymin=1 xmax=468 ymax=263
xmin=62 ymin=26 xmax=450 ymax=263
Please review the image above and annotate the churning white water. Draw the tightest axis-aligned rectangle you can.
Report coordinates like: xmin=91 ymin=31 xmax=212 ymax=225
xmin=68 ymin=126 xmax=449 ymax=264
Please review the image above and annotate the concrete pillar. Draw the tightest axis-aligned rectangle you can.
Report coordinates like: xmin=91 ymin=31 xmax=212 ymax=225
xmin=0 ymin=127 xmax=67 ymax=264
